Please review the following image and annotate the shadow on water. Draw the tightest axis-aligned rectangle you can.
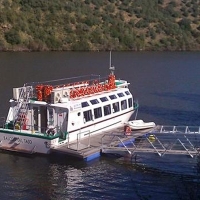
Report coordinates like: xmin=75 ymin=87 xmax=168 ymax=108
xmin=47 ymin=152 xmax=103 ymax=168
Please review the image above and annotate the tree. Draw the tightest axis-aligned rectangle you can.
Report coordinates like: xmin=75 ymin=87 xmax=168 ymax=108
xmin=179 ymin=18 xmax=191 ymax=31
xmin=5 ymin=29 xmax=21 ymax=45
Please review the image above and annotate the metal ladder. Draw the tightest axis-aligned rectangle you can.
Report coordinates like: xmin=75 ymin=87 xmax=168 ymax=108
xmin=14 ymin=86 xmax=33 ymax=127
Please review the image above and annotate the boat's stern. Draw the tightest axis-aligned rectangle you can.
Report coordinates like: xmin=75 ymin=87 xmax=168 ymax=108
xmin=0 ymin=128 xmax=60 ymax=154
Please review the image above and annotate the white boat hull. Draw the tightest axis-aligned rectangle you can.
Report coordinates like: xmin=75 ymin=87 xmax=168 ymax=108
xmin=126 ymin=120 xmax=156 ymax=130
xmin=67 ymin=110 xmax=134 ymax=142
xmin=0 ymin=111 xmax=133 ymax=154
xmin=0 ymin=130 xmax=59 ymax=154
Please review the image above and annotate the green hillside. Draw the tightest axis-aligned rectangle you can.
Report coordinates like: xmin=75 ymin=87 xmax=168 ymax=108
xmin=0 ymin=0 xmax=200 ymax=51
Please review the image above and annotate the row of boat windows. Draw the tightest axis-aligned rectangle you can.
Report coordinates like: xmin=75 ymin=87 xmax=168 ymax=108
xmin=83 ymin=97 xmax=133 ymax=122
xmin=81 ymin=91 xmax=131 ymax=107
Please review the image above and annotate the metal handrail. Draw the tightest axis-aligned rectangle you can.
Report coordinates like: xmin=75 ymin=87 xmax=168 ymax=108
xmin=154 ymin=125 xmax=200 ymax=134
xmin=101 ymin=133 xmax=134 ymax=155
xmin=67 ymin=129 xmax=91 ymax=150
xmin=101 ymin=128 xmax=200 ymax=158
xmin=117 ymin=136 xmax=132 ymax=154
xmin=25 ymin=74 xmax=103 ymax=87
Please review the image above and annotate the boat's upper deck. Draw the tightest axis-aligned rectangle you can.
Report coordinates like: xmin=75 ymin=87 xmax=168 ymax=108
xmin=13 ymin=73 xmax=130 ymax=104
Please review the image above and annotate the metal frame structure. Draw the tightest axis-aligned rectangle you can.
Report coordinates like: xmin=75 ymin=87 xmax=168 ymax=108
xmin=101 ymin=126 xmax=200 ymax=158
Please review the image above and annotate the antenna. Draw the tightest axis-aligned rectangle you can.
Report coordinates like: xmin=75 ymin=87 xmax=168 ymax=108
xmin=109 ymin=51 xmax=112 ymax=68
xmin=109 ymin=51 xmax=115 ymax=75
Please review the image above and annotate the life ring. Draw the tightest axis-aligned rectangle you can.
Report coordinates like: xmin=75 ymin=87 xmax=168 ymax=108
xmin=22 ymin=118 xmax=29 ymax=130
xmin=87 ymin=87 xmax=91 ymax=95
xmin=97 ymin=84 xmax=101 ymax=92
xmin=73 ymin=91 xmax=77 ymax=98
xmin=46 ymin=126 xmax=55 ymax=136
xmin=90 ymin=87 xmax=94 ymax=94
xmin=78 ymin=88 xmax=82 ymax=96
xmin=83 ymin=88 xmax=86 ymax=95
xmin=70 ymin=90 xmax=73 ymax=98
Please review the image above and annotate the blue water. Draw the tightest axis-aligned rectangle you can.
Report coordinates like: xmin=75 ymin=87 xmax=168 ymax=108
xmin=0 ymin=52 xmax=200 ymax=199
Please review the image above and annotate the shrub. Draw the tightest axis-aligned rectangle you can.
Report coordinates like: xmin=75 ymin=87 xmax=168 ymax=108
xmin=5 ymin=29 xmax=21 ymax=45
xmin=179 ymin=18 xmax=191 ymax=31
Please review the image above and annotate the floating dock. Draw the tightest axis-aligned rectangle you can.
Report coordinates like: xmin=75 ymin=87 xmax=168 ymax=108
xmin=51 ymin=127 xmax=148 ymax=161
xmin=102 ymin=125 xmax=200 ymax=159
xmin=51 ymin=125 xmax=200 ymax=161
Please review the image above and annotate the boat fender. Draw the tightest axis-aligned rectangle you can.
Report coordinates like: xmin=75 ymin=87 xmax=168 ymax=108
xmin=148 ymin=134 xmax=155 ymax=142
xmin=125 ymin=126 xmax=132 ymax=136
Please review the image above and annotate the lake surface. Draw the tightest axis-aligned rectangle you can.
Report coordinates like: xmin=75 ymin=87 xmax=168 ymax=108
xmin=0 ymin=52 xmax=200 ymax=199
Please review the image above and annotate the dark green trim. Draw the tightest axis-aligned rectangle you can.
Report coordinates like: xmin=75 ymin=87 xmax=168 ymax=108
xmin=0 ymin=128 xmax=59 ymax=140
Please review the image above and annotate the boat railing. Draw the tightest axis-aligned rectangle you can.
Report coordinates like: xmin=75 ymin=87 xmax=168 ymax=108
xmin=25 ymin=74 xmax=111 ymax=101
xmin=25 ymin=74 xmax=102 ymax=88
xmin=115 ymin=80 xmax=130 ymax=88
xmin=101 ymin=127 xmax=200 ymax=158
xmin=101 ymin=132 xmax=134 ymax=155
xmin=5 ymin=123 xmax=55 ymax=136
xmin=152 ymin=125 xmax=200 ymax=134
xmin=67 ymin=129 xmax=91 ymax=150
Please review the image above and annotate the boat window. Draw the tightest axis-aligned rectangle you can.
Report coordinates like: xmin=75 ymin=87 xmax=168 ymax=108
xmin=33 ymin=107 xmax=38 ymax=131
xmin=128 ymin=98 xmax=133 ymax=108
xmin=117 ymin=93 xmax=125 ymax=97
xmin=83 ymin=110 xmax=93 ymax=122
xmin=125 ymin=91 xmax=131 ymax=95
xmin=90 ymin=99 xmax=99 ymax=105
xmin=40 ymin=106 xmax=47 ymax=132
xmin=48 ymin=108 xmax=54 ymax=126
xmin=100 ymin=97 xmax=108 ymax=102
xmin=94 ymin=107 xmax=102 ymax=119
xmin=103 ymin=104 xmax=111 ymax=116
xmin=81 ymin=101 xmax=89 ymax=107
xmin=113 ymin=102 xmax=119 ymax=113
xmin=109 ymin=94 xmax=117 ymax=100
xmin=121 ymin=100 xmax=127 ymax=110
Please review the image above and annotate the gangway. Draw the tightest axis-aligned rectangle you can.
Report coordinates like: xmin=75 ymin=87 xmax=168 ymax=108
xmin=101 ymin=126 xmax=200 ymax=158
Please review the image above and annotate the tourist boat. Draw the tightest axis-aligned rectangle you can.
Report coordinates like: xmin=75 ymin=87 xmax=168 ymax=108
xmin=125 ymin=120 xmax=156 ymax=130
xmin=0 ymin=64 xmax=138 ymax=154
